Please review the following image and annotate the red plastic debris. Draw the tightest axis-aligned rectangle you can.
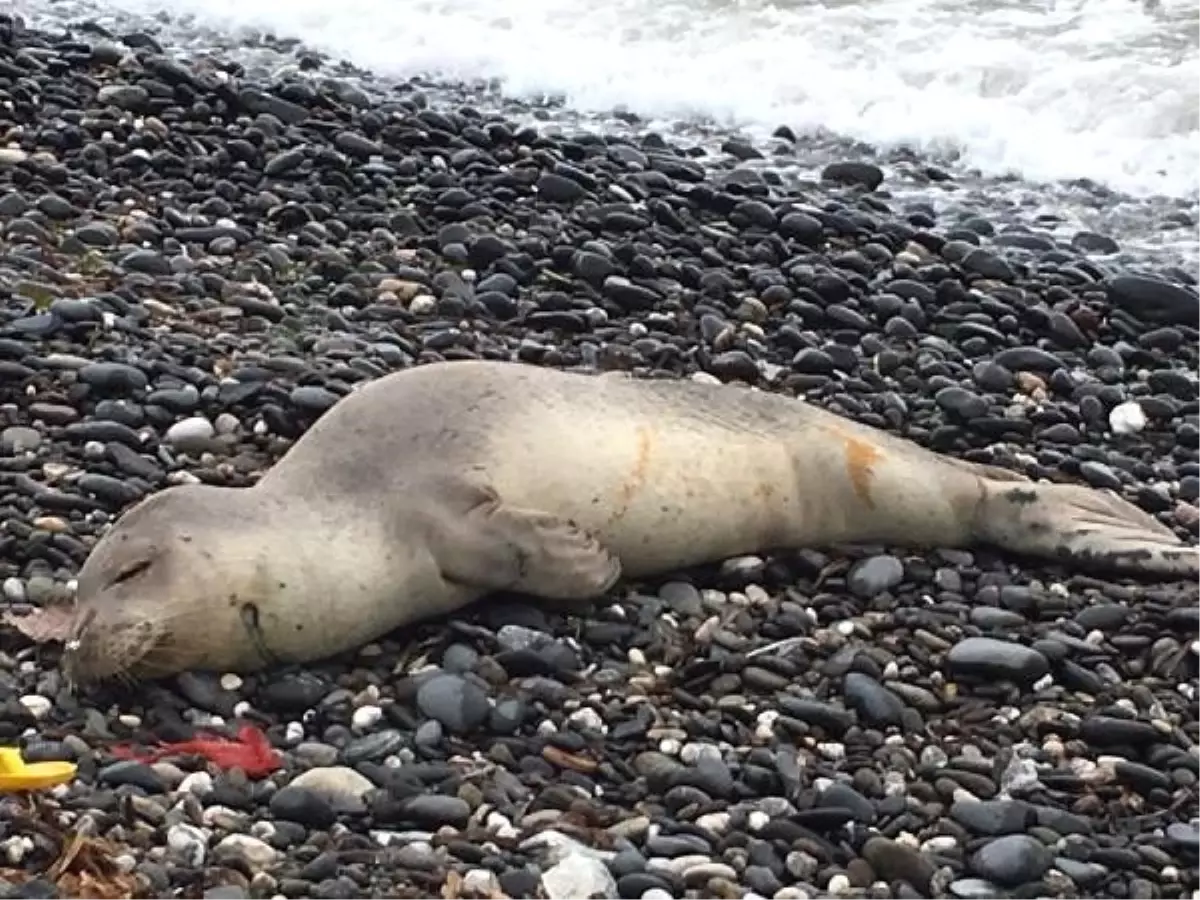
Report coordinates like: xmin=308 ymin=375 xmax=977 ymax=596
xmin=110 ymin=724 xmax=281 ymax=779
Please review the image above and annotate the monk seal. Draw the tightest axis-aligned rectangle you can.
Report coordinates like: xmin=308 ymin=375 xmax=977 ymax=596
xmin=61 ymin=359 xmax=1198 ymax=683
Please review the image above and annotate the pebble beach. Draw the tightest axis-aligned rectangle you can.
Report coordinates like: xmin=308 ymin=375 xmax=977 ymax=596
xmin=0 ymin=9 xmax=1196 ymax=900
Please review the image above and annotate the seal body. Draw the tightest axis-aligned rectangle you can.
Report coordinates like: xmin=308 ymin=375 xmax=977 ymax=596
xmin=64 ymin=360 xmax=1198 ymax=682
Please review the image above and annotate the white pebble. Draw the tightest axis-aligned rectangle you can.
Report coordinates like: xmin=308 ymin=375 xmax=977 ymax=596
xmin=1 ymin=835 xmax=32 ymax=865
xmin=485 ymin=811 xmax=518 ymax=840
xmin=42 ymin=465 xmax=71 ymax=487
xmin=165 ymin=416 xmax=215 ymax=451
xmin=747 ymin=810 xmax=771 ymax=831
xmin=827 ymin=873 xmax=851 ymax=894
xmin=410 ymin=294 xmax=436 ymax=314
xmin=693 ymin=615 xmax=720 ymax=644
xmin=2 ymin=577 xmax=24 ymax=602
xmin=658 ymin=737 xmax=682 ymax=756
xmin=816 ymin=741 xmax=845 ymax=761
xmin=921 ymin=835 xmax=958 ymax=854
xmin=694 ymin=811 xmax=731 ymax=834
xmin=213 ymin=833 xmax=278 ymax=869
xmin=284 ymin=721 xmax=305 ymax=744
xmin=368 ymin=830 xmax=405 ymax=847
xmin=567 ymin=708 xmax=606 ymax=734
xmin=754 ymin=721 xmax=776 ymax=741
xmin=1000 ymin=757 xmax=1041 ymax=794
xmin=351 ymin=704 xmax=383 ymax=731
xmin=921 ymin=745 xmax=949 ymax=768
xmin=679 ymin=742 xmax=721 ymax=765
xmin=1109 ymin=400 xmax=1146 ymax=435
xmin=178 ymin=771 xmax=214 ymax=797
xmin=744 ymin=584 xmax=771 ymax=606
xmin=883 ymin=771 xmax=908 ymax=795
xmin=82 ymin=440 xmax=106 ymax=459
xmin=201 ymin=808 xmax=248 ymax=834
xmin=167 ymin=823 xmax=208 ymax=866
xmin=214 ymin=412 xmax=241 ymax=435
xmin=219 ymin=673 xmax=243 ymax=691
xmin=895 ymin=831 xmax=921 ymax=849
xmin=18 ymin=695 xmax=52 ymax=720
xmin=463 ymin=870 xmax=501 ymax=895
xmin=608 ymin=184 xmax=636 ymax=204
xmin=542 ymin=849 xmax=617 ymax=899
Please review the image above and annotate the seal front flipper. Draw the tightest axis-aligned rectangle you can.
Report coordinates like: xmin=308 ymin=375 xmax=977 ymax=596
xmin=424 ymin=478 xmax=622 ymax=600
xmin=979 ymin=481 xmax=1199 ymax=577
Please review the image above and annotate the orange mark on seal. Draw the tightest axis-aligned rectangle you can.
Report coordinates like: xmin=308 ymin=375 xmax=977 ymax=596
xmin=843 ymin=435 xmax=883 ymax=508
xmin=611 ymin=427 xmax=654 ymax=523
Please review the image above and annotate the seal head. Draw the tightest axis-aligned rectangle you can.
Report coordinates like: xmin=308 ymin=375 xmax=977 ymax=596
xmin=63 ymin=484 xmax=277 ymax=685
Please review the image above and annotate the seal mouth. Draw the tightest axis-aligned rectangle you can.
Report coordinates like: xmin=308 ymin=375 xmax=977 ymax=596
xmin=63 ymin=613 xmax=177 ymax=688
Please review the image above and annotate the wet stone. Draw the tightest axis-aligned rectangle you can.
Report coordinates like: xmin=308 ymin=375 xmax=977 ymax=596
xmin=950 ymin=799 xmax=1034 ymax=835
xmin=843 ymin=673 xmax=907 ymax=728
xmin=97 ymin=761 xmax=166 ymax=793
xmin=269 ymin=785 xmax=336 ymax=828
xmin=945 ymin=637 xmax=1050 ymax=685
xmin=846 ymin=555 xmax=904 ymax=597
xmin=861 ymin=836 xmax=935 ymax=892
xmin=416 ymin=674 xmax=491 ymax=733
xmin=1106 ymin=273 xmax=1199 ymax=325
xmin=341 ymin=729 xmax=404 ymax=764
xmin=78 ymin=362 xmax=148 ymax=394
xmin=968 ymin=834 xmax=1053 ymax=886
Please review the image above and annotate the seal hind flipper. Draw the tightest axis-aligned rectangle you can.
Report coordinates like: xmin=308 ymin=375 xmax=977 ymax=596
xmin=978 ymin=481 xmax=1199 ymax=576
xmin=426 ymin=477 xmax=622 ymax=599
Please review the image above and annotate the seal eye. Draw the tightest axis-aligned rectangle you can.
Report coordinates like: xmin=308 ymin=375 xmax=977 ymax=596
xmin=109 ymin=558 xmax=152 ymax=588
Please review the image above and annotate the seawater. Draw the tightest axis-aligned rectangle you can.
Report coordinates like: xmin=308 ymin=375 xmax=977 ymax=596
xmin=16 ymin=0 xmax=1200 ymax=267
xmin=67 ymin=0 xmax=1200 ymax=200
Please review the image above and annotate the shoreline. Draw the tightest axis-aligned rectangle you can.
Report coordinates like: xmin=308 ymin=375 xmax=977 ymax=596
xmin=0 ymin=15 xmax=1195 ymax=900
xmin=13 ymin=3 xmax=1200 ymax=273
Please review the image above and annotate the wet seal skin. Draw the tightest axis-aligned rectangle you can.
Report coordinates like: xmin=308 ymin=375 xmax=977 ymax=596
xmin=60 ymin=360 xmax=1200 ymax=684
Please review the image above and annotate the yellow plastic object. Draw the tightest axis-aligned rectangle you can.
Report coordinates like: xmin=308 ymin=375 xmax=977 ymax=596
xmin=0 ymin=746 xmax=77 ymax=792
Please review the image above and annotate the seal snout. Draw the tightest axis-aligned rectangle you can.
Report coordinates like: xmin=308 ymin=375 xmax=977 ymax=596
xmin=63 ymin=601 xmax=172 ymax=686
xmin=66 ymin=546 xmax=174 ymax=685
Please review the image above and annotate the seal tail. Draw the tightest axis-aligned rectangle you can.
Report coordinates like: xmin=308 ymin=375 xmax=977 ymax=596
xmin=975 ymin=481 xmax=1198 ymax=577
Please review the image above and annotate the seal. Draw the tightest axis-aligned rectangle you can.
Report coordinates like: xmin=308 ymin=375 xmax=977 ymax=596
xmin=62 ymin=360 xmax=1198 ymax=683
